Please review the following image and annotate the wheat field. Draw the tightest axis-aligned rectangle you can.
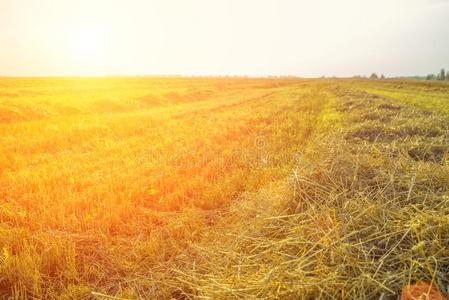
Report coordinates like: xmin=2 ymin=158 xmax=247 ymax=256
xmin=1 ymin=77 xmax=449 ymax=299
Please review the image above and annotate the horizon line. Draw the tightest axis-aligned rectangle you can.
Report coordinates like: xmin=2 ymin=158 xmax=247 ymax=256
xmin=0 ymin=73 xmax=445 ymax=79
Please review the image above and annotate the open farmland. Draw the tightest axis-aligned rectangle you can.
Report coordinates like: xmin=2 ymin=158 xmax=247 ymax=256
xmin=1 ymin=78 xmax=449 ymax=299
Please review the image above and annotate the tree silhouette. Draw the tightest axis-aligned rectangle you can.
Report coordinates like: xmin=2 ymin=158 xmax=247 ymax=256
xmin=438 ymin=69 xmax=445 ymax=80
xmin=370 ymin=73 xmax=378 ymax=80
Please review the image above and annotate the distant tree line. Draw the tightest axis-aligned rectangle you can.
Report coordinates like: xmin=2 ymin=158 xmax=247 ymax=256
xmin=352 ymin=73 xmax=386 ymax=80
xmin=368 ymin=73 xmax=386 ymax=80
xmin=352 ymin=68 xmax=449 ymax=81
xmin=426 ymin=68 xmax=449 ymax=81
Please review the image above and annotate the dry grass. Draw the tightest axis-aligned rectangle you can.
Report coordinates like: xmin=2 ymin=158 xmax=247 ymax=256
xmin=167 ymin=83 xmax=449 ymax=299
xmin=0 ymin=78 xmax=448 ymax=299
xmin=0 ymin=77 xmax=329 ymax=298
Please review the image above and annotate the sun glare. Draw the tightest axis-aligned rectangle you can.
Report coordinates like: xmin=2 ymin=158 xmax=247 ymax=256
xmin=1 ymin=0 xmax=449 ymax=298
xmin=70 ymin=31 xmax=104 ymax=60
xmin=65 ymin=23 xmax=111 ymax=74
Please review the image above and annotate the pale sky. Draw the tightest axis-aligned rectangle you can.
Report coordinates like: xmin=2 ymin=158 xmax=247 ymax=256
xmin=0 ymin=0 xmax=448 ymax=77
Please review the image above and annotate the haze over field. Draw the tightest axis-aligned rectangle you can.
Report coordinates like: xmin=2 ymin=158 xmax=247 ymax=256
xmin=1 ymin=0 xmax=448 ymax=77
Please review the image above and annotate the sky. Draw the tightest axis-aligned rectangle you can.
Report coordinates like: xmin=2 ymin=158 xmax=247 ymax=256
xmin=0 ymin=0 xmax=448 ymax=77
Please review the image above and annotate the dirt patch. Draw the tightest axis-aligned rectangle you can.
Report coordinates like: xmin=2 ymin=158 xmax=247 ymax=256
xmin=378 ymin=103 xmax=402 ymax=110
xmin=401 ymin=281 xmax=448 ymax=300
xmin=346 ymin=124 xmax=397 ymax=142
xmin=408 ymin=145 xmax=448 ymax=163
xmin=348 ymin=125 xmax=444 ymax=142
xmin=356 ymin=110 xmax=394 ymax=122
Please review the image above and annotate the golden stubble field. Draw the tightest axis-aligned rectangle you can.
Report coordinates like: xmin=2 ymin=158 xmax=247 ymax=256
xmin=1 ymin=77 xmax=449 ymax=299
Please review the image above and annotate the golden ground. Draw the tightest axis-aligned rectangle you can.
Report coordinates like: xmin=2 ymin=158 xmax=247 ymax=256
xmin=0 ymin=77 xmax=448 ymax=299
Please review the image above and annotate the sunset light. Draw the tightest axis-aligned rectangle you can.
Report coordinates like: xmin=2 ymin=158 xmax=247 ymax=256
xmin=1 ymin=0 xmax=449 ymax=299
xmin=1 ymin=0 xmax=448 ymax=76
xmin=66 ymin=25 xmax=108 ymax=65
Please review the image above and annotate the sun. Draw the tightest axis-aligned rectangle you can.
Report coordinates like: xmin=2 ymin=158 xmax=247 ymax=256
xmin=66 ymin=23 xmax=110 ymax=69
xmin=71 ymin=31 xmax=104 ymax=59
